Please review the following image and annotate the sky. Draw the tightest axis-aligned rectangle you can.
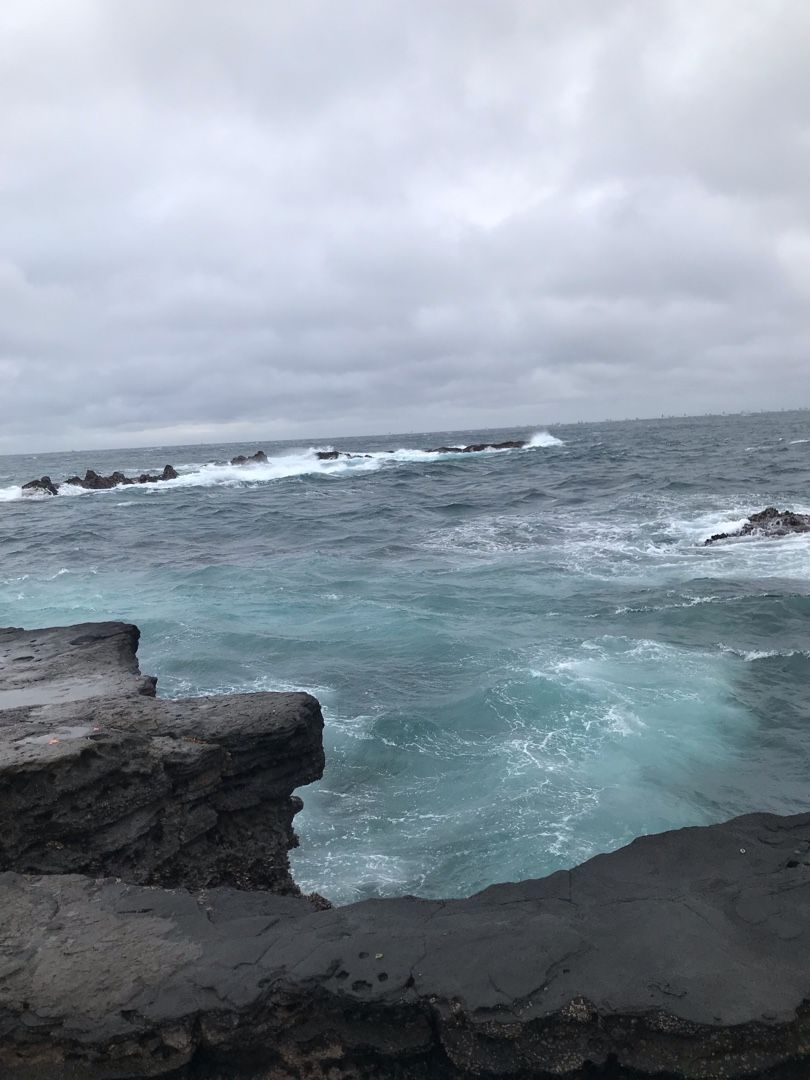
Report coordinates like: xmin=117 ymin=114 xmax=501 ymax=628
xmin=1 ymin=1 xmax=809 ymax=453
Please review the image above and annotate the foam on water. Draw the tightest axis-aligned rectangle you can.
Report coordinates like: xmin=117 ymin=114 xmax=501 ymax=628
xmin=528 ymin=430 xmax=564 ymax=447
xmin=3 ymin=414 xmax=810 ymax=902
xmin=0 ymin=437 xmax=564 ymax=503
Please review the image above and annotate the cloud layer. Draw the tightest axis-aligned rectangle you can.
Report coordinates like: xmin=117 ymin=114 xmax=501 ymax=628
xmin=1 ymin=1 xmax=809 ymax=451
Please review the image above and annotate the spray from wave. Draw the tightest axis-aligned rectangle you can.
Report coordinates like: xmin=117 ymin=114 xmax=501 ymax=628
xmin=528 ymin=431 xmax=564 ymax=448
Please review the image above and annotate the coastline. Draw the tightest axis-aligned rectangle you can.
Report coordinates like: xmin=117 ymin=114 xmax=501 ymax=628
xmin=2 ymin=622 xmax=809 ymax=1079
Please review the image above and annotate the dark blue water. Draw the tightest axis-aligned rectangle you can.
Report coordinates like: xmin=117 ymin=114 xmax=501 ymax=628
xmin=2 ymin=413 xmax=810 ymax=902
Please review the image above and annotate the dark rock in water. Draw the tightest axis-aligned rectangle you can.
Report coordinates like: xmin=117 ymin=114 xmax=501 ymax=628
xmin=463 ymin=439 xmax=526 ymax=452
xmin=230 ymin=450 xmax=268 ymax=465
xmin=21 ymin=475 xmax=59 ymax=496
xmin=58 ymin=465 xmax=178 ymax=490
xmin=0 ymin=622 xmax=324 ymax=895
xmin=705 ymin=506 xmax=810 ymax=544
xmin=80 ymin=468 xmax=116 ymax=489
xmin=426 ymin=440 xmax=527 ymax=454
xmin=316 ymin=450 xmax=372 ymax=460
xmin=3 ymin=806 xmax=810 ymax=1078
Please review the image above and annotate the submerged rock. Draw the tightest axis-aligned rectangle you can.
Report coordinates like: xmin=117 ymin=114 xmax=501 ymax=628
xmin=705 ymin=506 xmax=810 ymax=544
xmin=230 ymin=450 xmax=268 ymax=465
xmin=21 ymin=475 xmax=59 ymax=496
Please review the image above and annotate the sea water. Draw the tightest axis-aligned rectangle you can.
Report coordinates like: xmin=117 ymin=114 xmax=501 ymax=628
xmin=2 ymin=412 xmax=809 ymax=903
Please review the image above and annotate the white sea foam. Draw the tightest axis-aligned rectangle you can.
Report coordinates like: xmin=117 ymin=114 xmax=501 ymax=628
xmin=528 ymin=430 xmax=564 ymax=447
xmin=0 ymin=438 xmax=555 ymax=503
xmin=720 ymin=646 xmax=810 ymax=662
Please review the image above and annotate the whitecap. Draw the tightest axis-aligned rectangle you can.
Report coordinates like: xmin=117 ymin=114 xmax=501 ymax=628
xmin=527 ymin=430 xmax=564 ymax=447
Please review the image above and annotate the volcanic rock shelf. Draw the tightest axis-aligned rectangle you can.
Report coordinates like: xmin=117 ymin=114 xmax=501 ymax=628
xmin=1 ymin=622 xmax=810 ymax=1079
xmin=0 ymin=622 xmax=324 ymax=893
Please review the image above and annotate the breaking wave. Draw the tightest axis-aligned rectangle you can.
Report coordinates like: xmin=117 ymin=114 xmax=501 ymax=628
xmin=0 ymin=436 xmax=564 ymax=503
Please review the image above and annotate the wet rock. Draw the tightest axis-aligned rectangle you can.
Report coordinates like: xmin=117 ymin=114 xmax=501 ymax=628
xmin=316 ymin=450 xmax=340 ymax=460
xmin=60 ymin=465 xmax=178 ymax=489
xmin=230 ymin=451 xmax=268 ymax=465
xmin=21 ymin=475 xmax=59 ymax=496
xmin=0 ymin=622 xmax=324 ymax=894
xmin=426 ymin=440 xmax=527 ymax=453
xmin=3 ymin=810 xmax=810 ymax=1077
xmin=705 ymin=507 xmax=810 ymax=544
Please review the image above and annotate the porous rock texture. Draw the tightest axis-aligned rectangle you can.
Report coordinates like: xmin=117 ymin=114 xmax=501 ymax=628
xmin=704 ymin=507 xmax=810 ymax=544
xmin=3 ymin=623 xmax=810 ymax=1079
xmin=0 ymin=622 xmax=324 ymax=893
xmin=3 ymin=813 xmax=810 ymax=1078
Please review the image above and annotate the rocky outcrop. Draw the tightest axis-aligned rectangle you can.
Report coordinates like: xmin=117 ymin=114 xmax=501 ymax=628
xmin=3 ymin=811 xmax=810 ymax=1078
xmin=65 ymin=464 xmax=179 ymax=490
xmin=705 ymin=507 xmax=810 ymax=544
xmin=22 ymin=465 xmax=179 ymax=495
xmin=426 ymin=440 xmax=526 ymax=453
xmin=231 ymin=450 xmax=268 ymax=465
xmin=316 ymin=440 xmax=527 ymax=461
xmin=21 ymin=475 xmax=59 ymax=496
xmin=0 ymin=622 xmax=324 ymax=894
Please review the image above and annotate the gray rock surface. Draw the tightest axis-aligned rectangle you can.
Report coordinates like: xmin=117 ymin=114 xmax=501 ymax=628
xmin=0 ymin=622 xmax=324 ymax=893
xmin=704 ymin=507 xmax=810 ymax=544
xmin=2 ymin=811 xmax=810 ymax=1078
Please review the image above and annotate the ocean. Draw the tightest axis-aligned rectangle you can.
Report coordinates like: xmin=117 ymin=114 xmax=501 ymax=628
xmin=2 ymin=411 xmax=809 ymax=904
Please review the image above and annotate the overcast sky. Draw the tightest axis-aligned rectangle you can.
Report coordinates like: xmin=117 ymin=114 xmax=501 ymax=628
xmin=1 ymin=1 xmax=809 ymax=452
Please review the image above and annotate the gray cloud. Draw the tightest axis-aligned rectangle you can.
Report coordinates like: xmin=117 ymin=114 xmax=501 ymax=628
xmin=1 ymin=0 xmax=809 ymax=451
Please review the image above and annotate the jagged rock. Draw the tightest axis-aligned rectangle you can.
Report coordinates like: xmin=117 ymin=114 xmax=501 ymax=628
xmin=21 ymin=475 xmax=59 ymax=496
xmin=316 ymin=450 xmax=340 ymax=460
xmin=60 ymin=465 xmax=178 ymax=490
xmin=427 ymin=440 xmax=527 ymax=453
xmin=3 ymin=811 xmax=810 ymax=1078
xmin=705 ymin=507 xmax=810 ymax=544
xmin=231 ymin=451 xmax=268 ymax=465
xmin=0 ymin=622 xmax=324 ymax=894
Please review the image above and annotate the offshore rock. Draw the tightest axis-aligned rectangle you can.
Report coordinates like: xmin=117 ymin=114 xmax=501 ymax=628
xmin=230 ymin=450 xmax=268 ymax=465
xmin=317 ymin=440 xmax=528 ymax=461
xmin=20 ymin=475 xmax=59 ymax=496
xmin=65 ymin=464 xmax=179 ymax=489
xmin=25 ymin=465 xmax=180 ymax=494
xmin=0 ymin=622 xmax=324 ymax=893
xmin=705 ymin=506 xmax=810 ymax=544
xmin=426 ymin=439 xmax=527 ymax=453
xmin=3 ymin=811 xmax=810 ymax=1078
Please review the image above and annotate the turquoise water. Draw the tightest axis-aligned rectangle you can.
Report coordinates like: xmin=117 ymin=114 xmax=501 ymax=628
xmin=2 ymin=413 xmax=810 ymax=903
